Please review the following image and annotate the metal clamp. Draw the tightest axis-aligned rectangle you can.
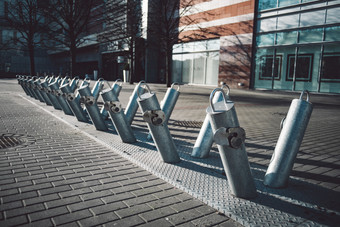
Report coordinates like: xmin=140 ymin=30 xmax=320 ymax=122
xmin=54 ymin=89 xmax=62 ymax=96
xmin=209 ymin=85 xmax=230 ymax=112
xmin=104 ymin=101 xmax=122 ymax=113
xmin=213 ymin=127 xmax=246 ymax=149
xmin=143 ymin=110 xmax=165 ymax=126
xmin=79 ymin=96 xmax=95 ymax=106
xmin=170 ymin=82 xmax=180 ymax=92
xmin=66 ymin=93 xmax=75 ymax=101
xmin=300 ymin=90 xmax=310 ymax=102
xmin=136 ymin=81 xmax=150 ymax=99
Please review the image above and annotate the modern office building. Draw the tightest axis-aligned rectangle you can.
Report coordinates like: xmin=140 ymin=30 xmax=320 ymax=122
xmin=173 ymin=0 xmax=340 ymax=93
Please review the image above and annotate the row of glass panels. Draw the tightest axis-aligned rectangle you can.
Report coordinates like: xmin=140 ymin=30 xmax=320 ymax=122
xmin=254 ymin=43 xmax=340 ymax=93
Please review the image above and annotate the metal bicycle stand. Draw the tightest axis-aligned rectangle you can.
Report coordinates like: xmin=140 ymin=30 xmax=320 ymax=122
xmin=78 ymin=84 xmax=108 ymax=131
xmin=264 ymin=90 xmax=313 ymax=188
xmin=35 ymin=78 xmax=53 ymax=106
xmin=41 ymin=78 xmax=62 ymax=110
xmin=100 ymin=79 xmax=123 ymax=120
xmin=191 ymin=85 xmax=229 ymax=158
xmin=60 ymin=80 xmax=88 ymax=123
xmin=125 ymin=81 xmax=146 ymax=125
xmin=101 ymin=81 xmax=136 ymax=143
xmin=48 ymin=80 xmax=74 ymax=115
xmin=137 ymin=82 xmax=180 ymax=163
xmin=208 ymin=88 xmax=257 ymax=199
xmin=147 ymin=83 xmax=180 ymax=140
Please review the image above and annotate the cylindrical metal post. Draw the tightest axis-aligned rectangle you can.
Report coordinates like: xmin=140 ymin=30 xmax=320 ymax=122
xmin=41 ymin=79 xmax=62 ymax=110
xmin=91 ymin=78 xmax=104 ymax=102
xmin=60 ymin=83 xmax=88 ymax=122
xmin=125 ymin=81 xmax=146 ymax=125
xmin=191 ymin=85 xmax=229 ymax=158
xmin=78 ymin=84 xmax=108 ymax=131
xmin=49 ymin=81 xmax=74 ymax=115
xmin=100 ymin=80 xmax=122 ymax=119
xmin=264 ymin=91 xmax=313 ymax=188
xmin=27 ymin=77 xmax=40 ymax=100
xmin=36 ymin=78 xmax=53 ymax=106
xmin=101 ymin=86 xmax=136 ymax=143
xmin=137 ymin=83 xmax=180 ymax=163
xmin=147 ymin=83 xmax=180 ymax=140
xmin=208 ymin=88 xmax=257 ymax=199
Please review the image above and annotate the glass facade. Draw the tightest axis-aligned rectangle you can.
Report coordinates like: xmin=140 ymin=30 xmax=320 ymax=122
xmin=255 ymin=0 xmax=340 ymax=93
xmin=172 ymin=39 xmax=220 ymax=85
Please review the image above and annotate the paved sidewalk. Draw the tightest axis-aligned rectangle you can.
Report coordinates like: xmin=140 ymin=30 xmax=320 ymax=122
xmin=0 ymin=80 xmax=241 ymax=227
xmin=1 ymin=78 xmax=340 ymax=226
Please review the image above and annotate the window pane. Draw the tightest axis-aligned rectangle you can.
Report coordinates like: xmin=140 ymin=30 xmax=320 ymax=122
xmin=182 ymin=54 xmax=193 ymax=83
xmin=205 ymin=52 xmax=219 ymax=85
xmin=259 ymin=0 xmax=277 ymax=11
xmin=279 ymin=0 xmax=299 ymax=8
xmin=326 ymin=7 xmax=340 ymax=24
xmin=276 ymin=31 xmax=297 ymax=45
xmin=277 ymin=14 xmax=299 ymax=30
xmin=300 ymin=10 xmax=325 ymax=27
xmin=321 ymin=53 xmax=340 ymax=81
xmin=286 ymin=54 xmax=313 ymax=81
xmin=257 ymin=33 xmax=275 ymax=46
xmin=193 ymin=53 xmax=205 ymax=84
xmin=325 ymin=26 xmax=340 ymax=42
xmin=299 ymin=28 xmax=323 ymax=43
xmin=259 ymin=55 xmax=282 ymax=80
xmin=258 ymin=18 xmax=276 ymax=32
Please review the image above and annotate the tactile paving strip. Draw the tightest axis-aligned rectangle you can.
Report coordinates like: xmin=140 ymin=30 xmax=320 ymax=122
xmin=21 ymin=95 xmax=340 ymax=227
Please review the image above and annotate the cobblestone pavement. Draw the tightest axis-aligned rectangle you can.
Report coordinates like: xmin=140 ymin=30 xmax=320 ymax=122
xmin=0 ymin=79 xmax=241 ymax=227
xmin=1 ymin=78 xmax=340 ymax=226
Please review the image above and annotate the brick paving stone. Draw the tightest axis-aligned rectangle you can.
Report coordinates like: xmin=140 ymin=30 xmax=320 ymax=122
xmin=90 ymin=201 xmax=127 ymax=215
xmin=139 ymin=218 xmax=173 ymax=227
xmin=190 ymin=212 xmax=231 ymax=226
xmin=24 ymin=218 xmax=54 ymax=227
xmin=28 ymin=206 xmax=69 ymax=222
xmin=166 ymin=208 xmax=203 ymax=225
xmin=140 ymin=206 xmax=177 ymax=222
xmin=100 ymin=191 xmax=135 ymax=204
xmin=80 ymin=189 xmax=114 ymax=202
xmin=79 ymin=212 xmax=119 ymax=227
xmin=105 ymin=215 xmax=146 ymax=227
xmin=2 ymin=191 xmax=38 ymax=203
xmin=24 ymin=193 xmax=60 ymax=206
xmin=5 ymin=203 xmax=45 ymax=218
xmin=67 ymin=198 xmax=105 ymax=212
xmin=52 ymin=209 xmax=93 ymax=225
xmin=45 ymin=196 xmax=82 ymax=209
xmin=39 ymin=185 xmax=72 ymax=196
xmin=115 ymin=203 xmax=153 ymax=219
xmin=170 ymin=199 xmax=205 ymax=212
xmin=0 ymin=215 xmax=28 ymax=226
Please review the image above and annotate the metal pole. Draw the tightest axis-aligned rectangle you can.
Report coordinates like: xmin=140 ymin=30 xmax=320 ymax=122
xmin=78 ymin=84 xmax=108 ymax=131
xmin=49 ymin=80 xmax=74 ymax=115
xmin=137 ymin=82 xmax=180 ymax=163
xmin=125 ymin=81 xmax=146 ymax=125
xmin=101 ymin=84 xmax=136 ymax=143
xmin=100 ymin=79 xmax=123 ymax=120
xmin=264 ymin=90 xmax=313 ymax=188
xmin=41 ymin=79 xmax=62 ymax=110
xmin=60 ymin=82 xmax=88 ymax=122
xmin=208 ymin=88 xmax=257 ymax=199
xmin=36 ymin=78 xmax=53 ymax=106
xmin=191 ymin=85 xmax=229 ymax=158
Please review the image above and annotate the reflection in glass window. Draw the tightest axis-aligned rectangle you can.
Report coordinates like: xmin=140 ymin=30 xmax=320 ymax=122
xmin=259 ymin=0 xmax=277 ymax=11
xmin=325 ymin=26 xmax=340 ymax=42
xmin=299 ymin=28 xmax=323 ymax=43
xmin=321 ymin=53 xmax=340 ymax=82
xmin=279 ymin=0 xmax=299 ymax=8
xmin=277 ymin=14 xmax=299 ymax=30
xmin=259 ymin=55 xmax=282 ymax=80
xmin=257 ymin=34 xmax=275 ymax=46
xmin=258 ymin=18 xmax=277 ymax=32
xmin=276 ymin=31 xmax=297 ymax=45
xmin=300 ymin=10 xmax=325 ymax=27
xmin=286 ymin=54 xmax=313 ymax=81
xmin=326 ymin=7 xmax=340 ymax=24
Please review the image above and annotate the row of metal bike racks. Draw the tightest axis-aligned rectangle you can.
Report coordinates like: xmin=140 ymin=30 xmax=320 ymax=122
xmin=17 ymin=75 xmax=313 ymax=200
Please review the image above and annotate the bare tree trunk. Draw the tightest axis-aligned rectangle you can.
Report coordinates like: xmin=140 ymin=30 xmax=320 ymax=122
xmin=70 ymin=41 xmax=77 ymax=78
xmin=28 ymin=42 xmax=35 ymax=76
xmin=165 ymin=47 xmax=173 ymax=87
